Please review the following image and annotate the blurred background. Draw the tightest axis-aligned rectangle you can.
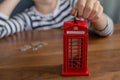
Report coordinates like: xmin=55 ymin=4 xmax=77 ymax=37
xmin=0 ymin=0 xmax=120 ymax=23
xmin=101 ymin=0 xmax=120 ymax=23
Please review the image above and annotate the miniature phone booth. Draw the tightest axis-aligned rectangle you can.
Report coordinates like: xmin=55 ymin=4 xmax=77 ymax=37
xmin=62 ymin=20 xmax=89 ymax=76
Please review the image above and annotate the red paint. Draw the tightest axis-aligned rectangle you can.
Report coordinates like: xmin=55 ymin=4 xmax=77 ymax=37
xmin=62 ymin=20 xmax=89 ymax=76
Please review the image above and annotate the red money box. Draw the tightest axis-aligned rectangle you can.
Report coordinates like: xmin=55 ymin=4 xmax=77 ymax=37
xmin=62 ymin=20 xmax=89 ymax=76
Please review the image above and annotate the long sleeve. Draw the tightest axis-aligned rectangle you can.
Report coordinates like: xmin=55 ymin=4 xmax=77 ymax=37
xmin=93 ymin=15 xmax=114 ymax=36
xmin=0 ymin=12 xmax=30 ymax=38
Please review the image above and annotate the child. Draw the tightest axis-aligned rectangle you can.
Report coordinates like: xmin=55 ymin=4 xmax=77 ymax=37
xmin=0 ymin=0 xmax=114 ymax=38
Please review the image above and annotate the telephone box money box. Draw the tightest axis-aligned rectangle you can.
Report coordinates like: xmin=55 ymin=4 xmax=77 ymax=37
xmin=62 ymin=20 xmax=89 ymax=76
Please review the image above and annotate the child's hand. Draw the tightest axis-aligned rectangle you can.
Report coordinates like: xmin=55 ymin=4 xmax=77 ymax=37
xmin=71 ymin=0 xmax=103 ymax=22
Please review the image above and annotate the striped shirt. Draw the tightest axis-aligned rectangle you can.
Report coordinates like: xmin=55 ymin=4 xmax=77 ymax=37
xmin=0 ymin=0 xmax=114 ymax=38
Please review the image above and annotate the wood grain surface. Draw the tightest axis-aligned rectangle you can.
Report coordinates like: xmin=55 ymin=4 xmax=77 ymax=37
xmin=0 ymin=24 xmax=120 ymax=80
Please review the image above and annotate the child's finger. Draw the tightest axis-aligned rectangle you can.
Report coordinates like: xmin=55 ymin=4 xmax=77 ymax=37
xmin=71 ymin=8 xmax=77 ymax=16
xmin=91 ymin=5 xmax=103 ymax=22
xmin=82 ymin=0 xmax=96 ymax=18
xmin=88 ymin=1 xmax=99 ymax=20
xmin=77 ymin=0 xmax=86 ymax=17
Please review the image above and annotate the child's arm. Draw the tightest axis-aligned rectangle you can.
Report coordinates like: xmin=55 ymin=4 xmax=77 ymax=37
xmin=0 ymin=0 xmax=31 ymax=38
xmin=0 ymin=0 xmax=20 ymax=16
xmin=71 ymin=0 xmax=114 ymax=36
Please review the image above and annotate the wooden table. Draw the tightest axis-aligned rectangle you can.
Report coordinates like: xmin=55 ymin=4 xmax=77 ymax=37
xmin=0 ymin=24 xmax=120 ymax=80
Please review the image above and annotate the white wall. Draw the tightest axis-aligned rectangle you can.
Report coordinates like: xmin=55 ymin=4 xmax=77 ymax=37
xmin=102 ymin=0 xmax=120 ymax=23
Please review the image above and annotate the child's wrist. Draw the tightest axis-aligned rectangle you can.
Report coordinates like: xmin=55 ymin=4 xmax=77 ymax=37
xmin=91 ymin=13 xmax=108 ymax=31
